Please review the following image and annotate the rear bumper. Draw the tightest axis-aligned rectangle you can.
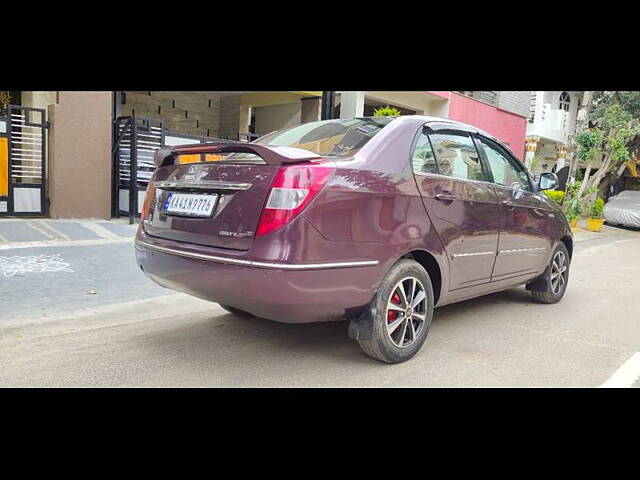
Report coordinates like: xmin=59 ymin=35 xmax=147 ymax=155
xmin=135 ymin=235 xmax=382 ymax=324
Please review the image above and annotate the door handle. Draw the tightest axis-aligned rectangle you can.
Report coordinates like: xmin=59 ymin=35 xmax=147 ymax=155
xmin=435 ymin=193 xmax=456 ymax=202
xmin=502 ymin=199 xmax=515 ymax=210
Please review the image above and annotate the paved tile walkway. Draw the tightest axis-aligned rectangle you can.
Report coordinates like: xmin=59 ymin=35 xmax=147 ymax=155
xmin=0 ymin=218 xmax=138 ymax=248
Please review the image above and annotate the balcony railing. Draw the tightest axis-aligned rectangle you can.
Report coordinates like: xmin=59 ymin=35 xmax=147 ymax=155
xmin=529 ymin=104 xmax=572 ymax=144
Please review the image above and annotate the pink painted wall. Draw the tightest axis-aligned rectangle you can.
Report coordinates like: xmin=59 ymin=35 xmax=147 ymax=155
xmin=425 ymin=91 xmax=450 ymax=99
xmin=447 ymin=92 xmax=527 ymax=161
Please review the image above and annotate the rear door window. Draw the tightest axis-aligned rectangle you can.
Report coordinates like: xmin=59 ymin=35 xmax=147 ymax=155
xmin=411 ymin=130 xmax=439 ymax=175
xmin=428 ymin=131 xmax=488 ymax=182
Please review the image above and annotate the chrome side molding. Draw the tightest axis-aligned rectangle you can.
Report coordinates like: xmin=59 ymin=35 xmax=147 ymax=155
xmin=451 ymin=251 xmax=495 ymax=258
xmin=498 ymin=247 xmax=547 ymax=255
xmin=135 ymin=240 xmax=379 ymax=270
xmin=154 ymin=180 xmax=252 ymax=191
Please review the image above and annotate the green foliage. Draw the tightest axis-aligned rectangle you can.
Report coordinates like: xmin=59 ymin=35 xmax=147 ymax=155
xmin=573 ymin=99 xmax=640 ymax=206
xmin=564 ymin=180 xmax=597 ymax=220
xmin=564 ymin=181 xmax=588 ymax=220
xmin=600 ymin=104 xmax=638 ymax=166
xmin=576 ymin=129 xmax=603 ymax=163
xmin=592 ymin=91 xmax=640 ymax=121
xmin=590 ymin=198 xmax=605 ymax=219
xmin=530 ymin=156 xmax=543 ymax=172
xmin=373 ymin=106 xmax=401 ymax=117
xmin=0 ymin=91 xmax=10 ymax=116
xmin=543 ymin=190 xmax=565 ymax=205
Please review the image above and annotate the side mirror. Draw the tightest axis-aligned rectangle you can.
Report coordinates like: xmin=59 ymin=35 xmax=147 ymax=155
xmin=538 ymin=172 xmax=558 ymax=191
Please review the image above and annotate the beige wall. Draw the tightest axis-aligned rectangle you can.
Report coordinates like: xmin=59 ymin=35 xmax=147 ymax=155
xmin=300 ymin=97 xmax=321 ymax=124
xmin=218 ymin=95 xmax=241 ymax=138
xmin=21 ymin=91 xmax=57 ymax=110
xmin=254 ymin=101 xmax=301 ymax=135
xmin=118 ymin=91 xmax=221 ymax=137
xmin=48 ymin=92 xmax=112 ymax=219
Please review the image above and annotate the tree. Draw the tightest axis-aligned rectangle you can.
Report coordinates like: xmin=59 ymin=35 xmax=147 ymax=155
xmin=575 ymin=103 xmax=640 ymax=203
xmin=592 ymin=91 xmax=640 ymax=120
xmin=566 ymin=92 xmax=640 ymax=209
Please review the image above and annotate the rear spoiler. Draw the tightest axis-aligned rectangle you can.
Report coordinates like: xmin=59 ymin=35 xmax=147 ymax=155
xmin=154 ymin=142 xmax=321 ymax=168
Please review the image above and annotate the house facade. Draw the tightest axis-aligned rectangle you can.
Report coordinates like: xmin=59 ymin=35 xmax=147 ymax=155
xmin=338 ymin=91 xmax=529 ymax=160
xmin=1 ymin=91 xmax=530 ymax=219
xmin=524 ymin=91 xmax=582 ymax=176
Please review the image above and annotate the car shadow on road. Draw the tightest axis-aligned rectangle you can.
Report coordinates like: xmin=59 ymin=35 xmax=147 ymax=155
xmin=141 ymin=287 xmax=536 ymax=376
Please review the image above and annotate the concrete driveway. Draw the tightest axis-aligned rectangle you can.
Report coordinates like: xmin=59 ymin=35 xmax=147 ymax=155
xmin=1 ymin=219 xmax=638 ymax=387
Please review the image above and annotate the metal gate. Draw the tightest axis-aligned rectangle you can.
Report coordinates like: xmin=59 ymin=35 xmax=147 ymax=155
xmin=112 ymin=116 xmax=164 ymax=221
xmin=0 ymin=105 xmax=48 ymax=216
xmin=112 ymin=115 xmax=234 ymax=222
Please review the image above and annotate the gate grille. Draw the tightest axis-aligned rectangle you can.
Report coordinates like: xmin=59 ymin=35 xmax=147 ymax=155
xmin=114 ymin=116 xmax=164 ymax=219
xmin=0 ymin=105 xmax=47 ymax=216
xmin=113 ymin=115 xmax=233 ymax=222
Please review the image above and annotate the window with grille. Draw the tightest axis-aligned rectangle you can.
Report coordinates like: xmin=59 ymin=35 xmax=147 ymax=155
xmin=559 ymin=92 xmax=571 ymax=112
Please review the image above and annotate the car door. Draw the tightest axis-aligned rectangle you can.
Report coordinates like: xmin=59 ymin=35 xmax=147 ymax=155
xmin=474 ymin=135 xmax=554 ymax=281
xmin=412 ymin=126 xmax=501 ymax=290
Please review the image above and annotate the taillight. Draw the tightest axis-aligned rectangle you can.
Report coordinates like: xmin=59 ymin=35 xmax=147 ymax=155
xmin=141 ymin=183 xmax=157 ymax=222
xmin=256 ymin=164 xmax=334 ymax=237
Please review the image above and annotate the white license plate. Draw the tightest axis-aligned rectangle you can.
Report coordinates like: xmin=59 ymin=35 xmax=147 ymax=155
xmin=163 ymin=192 xmax=217 ymax=217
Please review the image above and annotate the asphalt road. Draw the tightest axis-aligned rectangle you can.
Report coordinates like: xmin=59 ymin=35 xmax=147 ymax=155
xmin=1 ymin=222 xmax=639 ymax=387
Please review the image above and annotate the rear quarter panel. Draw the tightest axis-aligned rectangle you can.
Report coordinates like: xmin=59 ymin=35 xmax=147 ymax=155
xmin=302 ymin=117 xmax=451 ymax=305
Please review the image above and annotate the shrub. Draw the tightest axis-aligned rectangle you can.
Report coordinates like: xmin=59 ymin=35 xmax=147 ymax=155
xmin=373 ymin=106 xmax=401 ymax=117
xmin=563 ymin=181 xmax=583 ymax=221
xmin=590 ymin=197 xmax=605 ymax=219
xmin=0 ymin=91 xmax=11 ymax=116
xmin=543 ymin=190 xmax=565 ymax=205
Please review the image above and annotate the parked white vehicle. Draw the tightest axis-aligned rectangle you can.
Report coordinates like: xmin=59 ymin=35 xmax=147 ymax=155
xmin=604 ymin=190 xmax=640 ymax=228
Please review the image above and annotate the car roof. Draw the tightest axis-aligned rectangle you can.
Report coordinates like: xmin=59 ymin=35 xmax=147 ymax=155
xmin=401 ymin=115 xmax=499 ymax=141
xmin=351 ymin=115 xmax=499 ymax=143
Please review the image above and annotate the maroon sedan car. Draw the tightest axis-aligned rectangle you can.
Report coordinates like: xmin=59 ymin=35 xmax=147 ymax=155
xmin=135 ymin=116 xmax=572 ymax=363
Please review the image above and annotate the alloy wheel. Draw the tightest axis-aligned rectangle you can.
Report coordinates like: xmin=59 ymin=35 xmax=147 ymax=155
xmin=385 ymin=277 xmax=428 ymax=348
xmin=550 ymin=250 xmax=567 ymax=295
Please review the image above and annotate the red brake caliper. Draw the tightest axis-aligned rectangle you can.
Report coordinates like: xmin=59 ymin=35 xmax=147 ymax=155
xmin=387 ymin=291 xmax=401 ymax=324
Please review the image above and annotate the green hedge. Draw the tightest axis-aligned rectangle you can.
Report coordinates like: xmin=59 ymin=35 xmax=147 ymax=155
xmin=544 ymin=190 xmax=565 ymax=205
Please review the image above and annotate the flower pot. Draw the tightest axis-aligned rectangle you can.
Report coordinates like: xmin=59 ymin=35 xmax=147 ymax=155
xmin=587 ymin=217 xmax=604 ymax=232
xmin=569 ymin=218 xmax=578 ymax=228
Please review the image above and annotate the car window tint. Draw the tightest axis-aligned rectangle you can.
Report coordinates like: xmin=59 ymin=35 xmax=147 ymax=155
xmin=429 ymin=132 xmax=486 ymax=182
xmin=479 ymin=138 xmax=530 ymax=191
xmin=411 ymin=131 xmax=439 ymax=175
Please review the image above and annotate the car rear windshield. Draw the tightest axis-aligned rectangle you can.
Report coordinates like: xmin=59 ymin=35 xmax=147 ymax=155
xmin=254 ymin=117 xmax=394 ymax=157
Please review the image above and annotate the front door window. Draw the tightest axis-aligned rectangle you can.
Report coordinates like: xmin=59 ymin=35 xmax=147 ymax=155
xmin=477 ymin=138 xmax=530 ymax=191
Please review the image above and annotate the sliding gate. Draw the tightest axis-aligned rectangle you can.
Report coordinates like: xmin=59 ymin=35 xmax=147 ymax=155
xmin=0 ymin=105 xmax=48 ymax=216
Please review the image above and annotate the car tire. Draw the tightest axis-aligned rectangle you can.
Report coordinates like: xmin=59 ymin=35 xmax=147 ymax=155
xmin=530 ymin=243 xmax=570 ymax=304
xmin=219 ymin=304 xmax=253 ymax=317
xmin=357 ymin=259 xmax=434 ymax=364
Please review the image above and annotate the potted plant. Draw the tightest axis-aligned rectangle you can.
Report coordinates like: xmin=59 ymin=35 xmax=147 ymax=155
xmin=566 ymin=209 xmax=580 ymax=229
xmin=586 ymin=198 xmax=605 ymax=232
